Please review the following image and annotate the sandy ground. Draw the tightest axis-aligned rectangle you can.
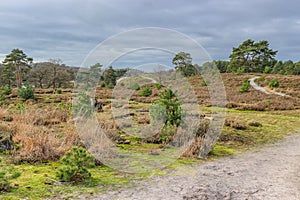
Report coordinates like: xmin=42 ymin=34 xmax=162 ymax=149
xmin=94 ymin=132 xmax=300 ymax=200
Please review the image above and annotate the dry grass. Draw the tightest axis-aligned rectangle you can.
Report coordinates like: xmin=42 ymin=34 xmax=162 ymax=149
xmin=187 ymin=74 xmax=300 ymax=111
xmin=255 ymin=74 xmax=300 ymax=98
xmin=181 ymin=119 xmax=210 ymax=158
xmin=10 ymin=109 xmax=79 ymax=163
xmin=90 ymin=73 xmax=300 ymax=111
xmin=225 ymin=118 xmax=248 ymax=130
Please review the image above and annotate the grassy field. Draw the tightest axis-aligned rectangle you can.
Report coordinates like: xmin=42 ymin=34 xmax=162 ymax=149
xmin=0 ymin=73 xmax=299 ymax=199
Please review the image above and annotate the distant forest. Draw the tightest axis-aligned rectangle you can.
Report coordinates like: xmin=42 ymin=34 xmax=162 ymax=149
xmin=174 ymin=39 xmax=300 ymax=76
xmin=0 ymin=39 xmax=299 ymax=89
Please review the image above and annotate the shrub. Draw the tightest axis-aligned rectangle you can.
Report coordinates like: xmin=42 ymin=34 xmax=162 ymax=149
xmin=0 ymin=86 xmax=12 ymax=96
xmin=248 ymin=121 xmax=262 ymax=127
xmin=17 ymin=83 xmax=35 ymax=100
xmin=201 ymin=80 xmax=207 ymax=86
xmin=0 ymin=158 xmax=21 ymax=193
xmin=100 ymin=82 xmax=105 ymax=88
xmin=139 ymin=85 xmax=152 ymax=97
xmin=239 ymin=79 xmax=250 ymax=93
xmin=56 ymin=89 xmax=62 ymax=94
xmin=149 ymin=104 xmax=167 ymax=123
xmin=129 ymin=83 xmax=140 ymax=91
xmin=225 ymin=119 xmax=247 ymax=130
xmin=150 ymin=88 xmax=182 ymax=127
xmin=107 ymin=82 xmax=114 ymax=89
xmin=154 ymin=83 xmax=162 ymax=89
xmin=56 ymin=146 xmax=95 ymax=182
xmin=15 ymin=103 xmax=26 ymax=114
xmin=73 ymin=92 xmax=94 ymax=117
xmin=160 ymin=125 xmax=177 ymax=143
xmin=0 ymin=94 xmax=8 ymax=106
xmin=269 ymin=79 xmax=279 ymax=88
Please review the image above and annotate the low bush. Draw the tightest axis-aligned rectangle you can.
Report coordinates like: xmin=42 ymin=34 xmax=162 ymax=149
xmin=150 ymin=88 xmax=182 ymax=127
xmin=73 ymin=92 xmax=94 ymax=117
xmin=225 ymin=119 xmax=247 ymax=130
xmin=248 ymin=121 xmax=262 ymax=127
xmin=269 ymin=79 xmax=279 ymax=88
xmin=0 ymin=94 xmax=8 ymax=106
xmin=0 ymin=86 xmax=12 ymax=96
xmin=154 ymin=83 xmax=162 ymax=89
xmin=56 ymin=89 xmax=62 ymax=94
xmin=201 ymin=80 xmax=209 ymax=86
xmin=139 ymin=85 xmax=152 ymax=97
xmin=17 ymin=83 xmax=35 ymax=101
xmin=0 ymin=86 xmax=11 ymax=106
xmin=160 ymin=125 xmax=177 ymax=143
xmin=239 ymin=79 xmax=250 ymax=93
xmin=181 ymin=119 xmax=210 ymax=158
xmin=107 ymin=82 xmax=114 ymax=89
xmin=100 ymin=82 xmax=105 ymax=88
xmin=56 ymin=146 xmax=95 ymax=182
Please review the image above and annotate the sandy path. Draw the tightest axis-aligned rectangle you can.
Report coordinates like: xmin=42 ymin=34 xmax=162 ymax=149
xmin=249 ymin=77 xmax=288 ymax=97
xmin=95 ymin=132 xmax=300 ymax=200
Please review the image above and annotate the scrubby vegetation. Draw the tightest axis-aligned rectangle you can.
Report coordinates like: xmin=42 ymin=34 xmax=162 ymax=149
xmin=139 ymin=85 xmax=152 ymax=97
xmin=56 ymin=146 xmax=95 ymax=182
xmin=17 ymin=83 xmax=35 ymax=101
xmin=268 ymin=78 xmax=280 ymax=88
xmin=151 ymin=88 xmax=182 ymax=127
xmin=239 ymin=79 xmax=250 ymax=93
xmin=0 ymin=45 xmax=299 ymax=198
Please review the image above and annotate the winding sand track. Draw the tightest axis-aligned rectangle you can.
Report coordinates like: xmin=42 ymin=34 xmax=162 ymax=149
xmin=249 ymin=77 xmax=288 ymax=97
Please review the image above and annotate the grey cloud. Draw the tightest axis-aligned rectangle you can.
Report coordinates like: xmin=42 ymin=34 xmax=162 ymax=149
xmin=0 ymin=0 xmax=300 ymax=66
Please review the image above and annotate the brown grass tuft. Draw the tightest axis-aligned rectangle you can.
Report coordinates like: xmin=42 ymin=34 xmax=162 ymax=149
xmin=181 ymin=119 xmax=210 ymax=158
xmin=11 ymin=109 xmax=78 ymax=163
xmin=225 ymin=119 xmax=248 ymax=130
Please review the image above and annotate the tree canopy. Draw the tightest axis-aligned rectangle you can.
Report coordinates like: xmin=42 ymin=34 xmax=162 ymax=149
xmin=172 ymin=52 xmax=198 ymax=77
xmin=2 ymin=49 xmax=33 ymax=88
xmin=227 ymin=39 xmax=277 ymax=73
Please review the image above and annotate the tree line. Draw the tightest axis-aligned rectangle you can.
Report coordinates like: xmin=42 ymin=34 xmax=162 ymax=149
xmin=173 ymin=39 xmax=300 ymax=76
xmin=1 ymin=39 xmax=299 ymax=90
xmin=0 ymin=49 xmax=127 ymax=89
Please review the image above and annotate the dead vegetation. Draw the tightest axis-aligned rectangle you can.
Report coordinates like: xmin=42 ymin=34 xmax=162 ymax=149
xmin=9 ymin=109 xmax=79 ymax=163
xmin=94 ymin=74 xmax=300 ymax=111
xmin=181 ymin=119 xmax=210 ymax=158
xmin=224 ymin=119 xmax=248 ymax=130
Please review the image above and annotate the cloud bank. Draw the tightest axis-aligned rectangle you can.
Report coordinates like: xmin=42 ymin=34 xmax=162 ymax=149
xmin=0 ymin=0 xmax=299 ymax=67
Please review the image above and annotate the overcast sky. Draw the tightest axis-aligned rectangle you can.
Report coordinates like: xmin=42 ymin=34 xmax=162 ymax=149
xmin=0 ymin=0 xmax=300 ymax=67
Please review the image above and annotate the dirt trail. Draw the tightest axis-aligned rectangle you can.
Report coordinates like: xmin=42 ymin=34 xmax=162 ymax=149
xmin=95 ymin=132 xmax=300 ymax=200
xmin=249 ymin=77 xmax=288 ymax=97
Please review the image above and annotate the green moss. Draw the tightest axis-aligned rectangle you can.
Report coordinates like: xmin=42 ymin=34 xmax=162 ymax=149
xmin=2 ymin=105 xmax=300 ymax=199
xmin=0 ymin=161 xmax=132 ymax=200
xmin=208 ymin=145 xmax=236 ymax=157
xmin=217 ymin=109 xmax=300 ymax=153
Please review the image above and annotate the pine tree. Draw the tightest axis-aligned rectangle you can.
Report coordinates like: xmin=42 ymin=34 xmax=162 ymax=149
xmin=2 ymin=49 xmax=33 ymax=88
xmin=56 ymin=146 xmax=95 ymax=182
